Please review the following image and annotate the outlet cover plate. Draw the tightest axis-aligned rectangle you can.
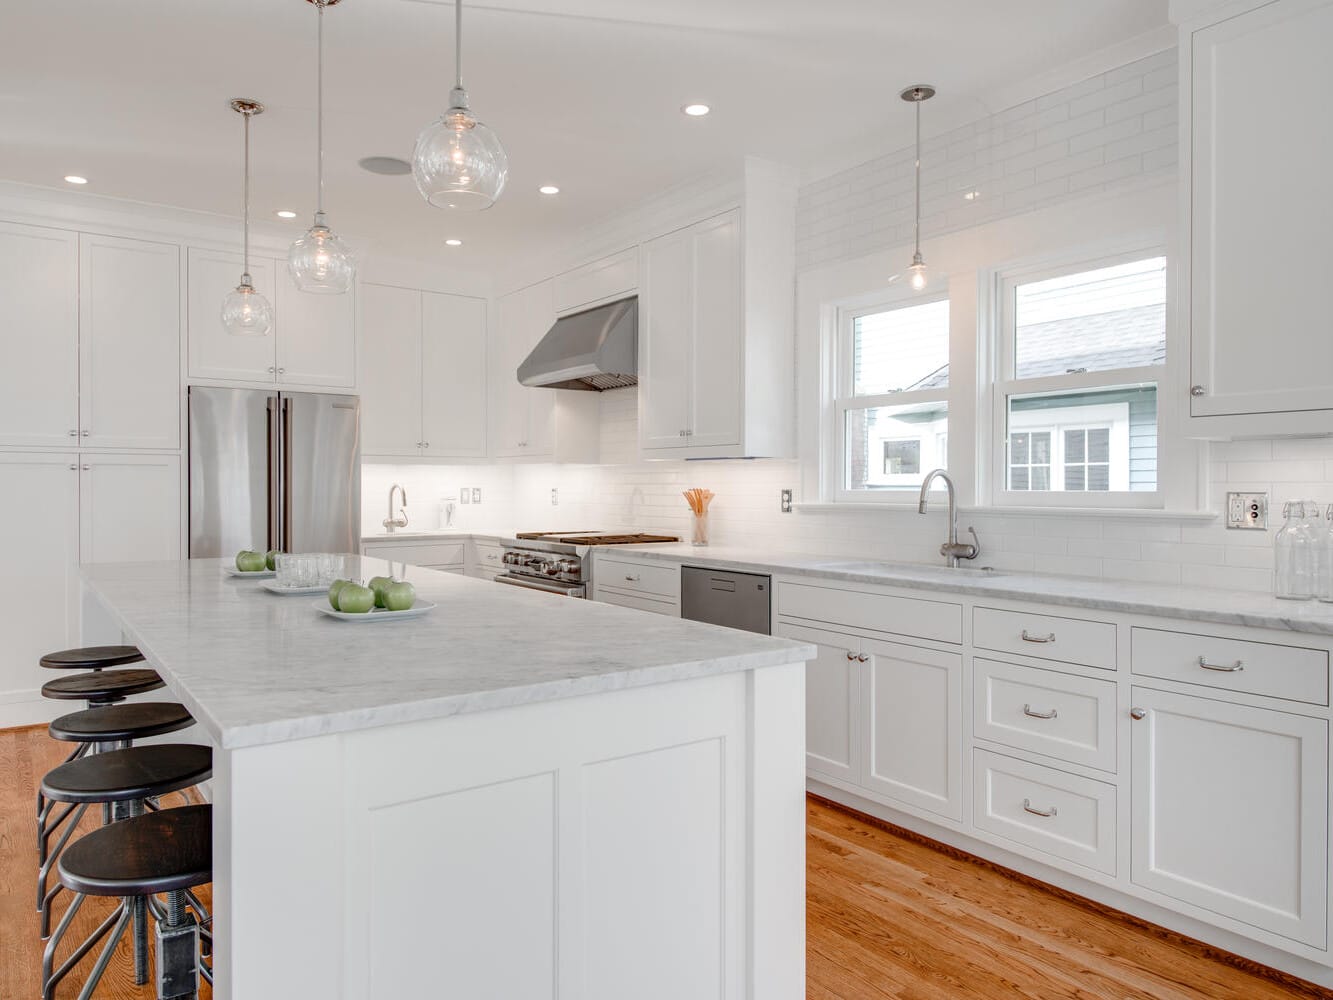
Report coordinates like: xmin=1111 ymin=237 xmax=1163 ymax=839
xmin=1226 ymin=491 xmax=1267 ymax=530
xmin=472 ymin=488 xmax=482 ymax=504
xmin=459 ymin=488 xmax=471 ymax=505
xmin=780 ymin=489 xmax=793 ymax=513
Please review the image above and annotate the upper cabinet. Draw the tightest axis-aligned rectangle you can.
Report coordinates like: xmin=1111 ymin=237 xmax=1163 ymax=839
xmin=359 ymin=283 xmax=487 ymax=460
xmin=1182 ymin=0 xmax=1333 ymax=435
xmin=490 ymin=279 xmax=599 ymax=462
xmin=553 ymin=247 xmax=637 ymax=315
xmin=187 ymin=247 xmax=356 ymax=390
xmin=639 ymin=161 xmax=797 ymax=458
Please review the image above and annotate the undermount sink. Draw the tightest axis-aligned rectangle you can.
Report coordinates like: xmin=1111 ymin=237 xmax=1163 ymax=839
xmin=819 ymin=560 xmax=1006 ymax=579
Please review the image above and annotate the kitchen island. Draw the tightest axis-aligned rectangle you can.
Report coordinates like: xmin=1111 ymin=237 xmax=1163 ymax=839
xmin=79 ymin=557 xmax=814 ymax=1000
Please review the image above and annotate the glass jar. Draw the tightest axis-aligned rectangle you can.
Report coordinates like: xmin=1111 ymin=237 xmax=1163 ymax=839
xmin=1322 ymin=506 xmax=1333 ymax=603
xmin=1275 ymin=501 xmax=1321 ymax=600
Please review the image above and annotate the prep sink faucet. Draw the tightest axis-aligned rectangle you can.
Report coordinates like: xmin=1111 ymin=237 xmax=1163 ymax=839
xmin=918 ymin=469 xmax=979 ymax=567
xmin=383 ymin=483 xmax=409 ymax=533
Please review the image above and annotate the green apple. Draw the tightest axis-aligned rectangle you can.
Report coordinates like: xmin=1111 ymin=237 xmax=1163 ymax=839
xmin=236 ymin=550 xmax=267 ymax=572
xmin=265 ymin=549 xmax=281 ymax=571
xmin=327 ymin=579 xmax=349 ymax=610
xmin=337 ymin=583 xmax=375 ymax=614
xmin=367 ymin=576 xmax=393 ymax=609
xmin=383 ymin=581 xmax=416 ymax=612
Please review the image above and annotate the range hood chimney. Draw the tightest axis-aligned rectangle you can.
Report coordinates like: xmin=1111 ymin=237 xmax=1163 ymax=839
xmin=517 ymin=296 xmax=637 ymax=391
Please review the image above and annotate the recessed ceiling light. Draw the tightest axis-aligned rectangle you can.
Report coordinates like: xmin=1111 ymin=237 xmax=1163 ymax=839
xmin=682 ymin=103 xmax=711 ymax=117
xmin=539 ymin=185 xmax=560 ymax=195
xmin=358 ymin=156 xmax=412 ymax=176
xmin=445 ymin=238 xmax=463 ymax=246
xmin=63 ymin=175 xmax=88 ymax=185
xmin=275 ymin=210 xmax=298 ymax=219
xmin=963 ymin=189 xmax=981 ymax=201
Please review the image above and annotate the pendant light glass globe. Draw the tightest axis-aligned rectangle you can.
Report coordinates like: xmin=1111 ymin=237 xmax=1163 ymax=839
xmin=289 ymin=214 xmax=355 ymax=292
xmin=222 ymin=275 xmax=274 ymax=337
xmin=908 ymin=255 xmax=929 ymax=292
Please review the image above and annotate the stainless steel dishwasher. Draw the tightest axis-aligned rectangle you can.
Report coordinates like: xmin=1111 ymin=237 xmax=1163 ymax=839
xmin=680 ymin=566 xmax=771 ymax=635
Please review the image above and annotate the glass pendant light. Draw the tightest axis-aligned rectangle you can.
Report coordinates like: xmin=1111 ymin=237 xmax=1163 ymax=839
xmin=900 ymin=84 xmax=936 ymax=293
xmin=411 ymin=0 xmax=508 ymax=210
xmin=288 ymin=0 xmax=355 ymax=293
xmin=221 ymin=99 xmax=275 ymax=337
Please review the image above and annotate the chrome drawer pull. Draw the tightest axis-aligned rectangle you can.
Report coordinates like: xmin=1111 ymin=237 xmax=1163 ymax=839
xmin=1022 ymin=798 xmax=1057 ymax=818
xmin=1021 ymin=630 xmax=1056 ymax=643
xmin=1197 ymin=656 xmax=1244 ymax=673
xmin=1022 ymin=704 xmax=1058 ymax=720
xmin=846 ymin=651 xmax=856 ymax=662
xmin=624 ymin=574 xmax=640 ymax=582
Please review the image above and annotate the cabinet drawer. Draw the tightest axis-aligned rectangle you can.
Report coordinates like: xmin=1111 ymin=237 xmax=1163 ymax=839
xmin=1131 ymin=627 xmax=1328 ymax=706
xmin=973 ymin=658 xmax=1117 ymax=772
xmin=596 ymin=589 xmax=679 ymax=617
xmin=776 ymin=583 xmax=962 ymax=645
xmin=473 ymin=542 xmax=504 ymax=570
xmin=363 ymin=541 xmax=466 ymax=568
xmin=596 ymin=557 xmax=680 ymax=600
xmin=973 ymin=750 xmax=1117 ymax=876
xmin=973 ymin=607 xmax=1116 ymax=671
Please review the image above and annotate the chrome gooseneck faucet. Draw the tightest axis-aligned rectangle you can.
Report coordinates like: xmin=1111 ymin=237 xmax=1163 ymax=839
xmin=918 ymin=469 xmax=979 ymax=567
xmin=383 ymin=483 xmax=409 ymax=533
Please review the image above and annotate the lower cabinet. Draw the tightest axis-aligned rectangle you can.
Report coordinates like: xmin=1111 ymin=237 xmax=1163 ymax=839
xmin=1130 ymin=686 xmax=1328 ymax=948
xmin=362 ymin=539 xmax=466 ymax=577
xmin=778 ymin=624 xmax=859 ymax=785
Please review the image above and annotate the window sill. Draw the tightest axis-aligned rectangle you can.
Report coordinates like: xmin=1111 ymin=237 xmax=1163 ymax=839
xmin=794 ymin=502 xmax=1219 ymax=522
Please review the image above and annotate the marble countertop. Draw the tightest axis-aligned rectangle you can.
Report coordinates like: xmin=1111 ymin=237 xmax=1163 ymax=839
xmin=597 ymin=542 xmax=1333 ymax=637
xmin=80 ymin=558 xmax=814 ymax=750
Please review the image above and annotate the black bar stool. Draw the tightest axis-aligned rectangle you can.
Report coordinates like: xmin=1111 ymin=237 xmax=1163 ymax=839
xmin=44 ymin=804 xmax=212 ymax=1000
xmin=41 ymin=668 xmax=164 ymax=708
xmin=40 ymin=645 xmax=145 ymax=672
xmin=37 ymin=744 xmax=212 ymax=981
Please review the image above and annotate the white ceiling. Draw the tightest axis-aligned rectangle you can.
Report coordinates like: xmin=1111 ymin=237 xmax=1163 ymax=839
xmin=0 ymin=0 xmax=1169 ymax=269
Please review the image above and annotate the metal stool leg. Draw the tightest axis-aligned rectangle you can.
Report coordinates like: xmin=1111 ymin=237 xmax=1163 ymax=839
xmin=156 ymin=889 xmax=200 ymax=999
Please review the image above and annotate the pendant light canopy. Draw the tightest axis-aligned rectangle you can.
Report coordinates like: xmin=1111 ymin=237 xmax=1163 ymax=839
xmin=900 ymin=84 xmax=935 ymax=293
xmin=289 ymin=0 xmax=355 ymax=293
xmin=411 ymin=0 xmax=508 ymax=210
xmin=221 ymin=99 xmax=275 ymax=337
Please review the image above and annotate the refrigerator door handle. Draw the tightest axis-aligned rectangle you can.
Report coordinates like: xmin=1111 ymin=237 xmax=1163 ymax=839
xmin=266 ymin=395 xmax=281 ymax=552
xmin=281 ymin=396 xmax=294 ymax=552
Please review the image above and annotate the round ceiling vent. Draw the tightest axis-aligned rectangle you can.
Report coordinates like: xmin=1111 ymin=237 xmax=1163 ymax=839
xmin=358 ymin=156 xmax=412 ymax=176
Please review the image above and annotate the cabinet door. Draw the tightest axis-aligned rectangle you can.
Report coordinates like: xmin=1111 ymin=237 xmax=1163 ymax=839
xmin=1188 ymin=0 xmax=1333 ymax=417
xmin=276 ymin=276 xmax=356 ymax=388
xmin=187 ymin=248 xmax=277 ymax=382
xmin=687 ymin=210 xmax=743 ymax=448
xmin=638 ymin=227 xmax=693 ymax=451
xmin=79 ymin=234 xmax=180 ymax=449
xmin=422 ymin=292 xmax=487 ymax=458
xmin=553 ymin=247 xmax=637 ymax=314
xmin=861 ymin=637 xmax=963 ymax=820
xmin=80 ymin=453 xmax=182 ymax=564
xmin=0 ymin=454 xmax=79 ymax=714
xmin=0 ymin=222 xmax=78 ymax=448
xmin=1131 ymin=686 xmax=1327 ymax=947
xmin=775 ymin=622 xmax=860 ymax=785
xmin=490 ymin=289 xmax=530 ymax=458
xmin=521 ymin=281 xmax=557 ymax=458
xmin=358 ymin=284 xmax=423 ymax=458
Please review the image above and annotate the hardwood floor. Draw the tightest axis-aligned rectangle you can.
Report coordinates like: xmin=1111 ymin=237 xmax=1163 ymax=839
xmin=1 ymin=723 xmax=1326 ymax=998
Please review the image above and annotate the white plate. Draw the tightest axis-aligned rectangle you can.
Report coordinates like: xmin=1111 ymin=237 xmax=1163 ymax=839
xmin=314 ymin=600 xmax=436 ymax=622
xmin=262 ymin=581 xmax=328 ymax=596
xmin=223 ymin=567 xmax=275 ymax=579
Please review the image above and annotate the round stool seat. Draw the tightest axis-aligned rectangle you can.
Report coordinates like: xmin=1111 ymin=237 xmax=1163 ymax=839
xmin=41 ymin=744 xmax=212 ymax=805
xmin=40 ymin=668 xmax=163 ymax=703
xmin=39 ymin=645 xmax=144 ymax=671
xmin=50 ymin=702 xmax=194 ymax=744
xmin=59 ymin=804 xmax=212 ymax=897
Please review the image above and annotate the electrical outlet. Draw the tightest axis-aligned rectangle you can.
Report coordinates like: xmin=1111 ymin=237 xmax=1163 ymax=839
xmin=472 ymin=488 xmax=482 ymax=504
xmin=460 ymin=488 xmax=471 ymax=505
xmin=1226 ymin=491 xmax=1267 ymax=530
xmin=780 ymin=489 xmax=793 ymax=514
xmin=551 ymin=488 xmax=559 ymax=506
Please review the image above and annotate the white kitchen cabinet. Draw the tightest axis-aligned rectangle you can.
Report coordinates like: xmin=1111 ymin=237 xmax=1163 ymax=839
xmin=79 ymin=453 xmax=182 ymax=564
xmin=0 ymin=222 xmax=78 ymax=448
xmin=638 ymin=160 xmax=797 ymax=458
xmin=363 ymin=538 xmax=465 ymax=576
xmin=775 ymin=622 xmax=860 ymax=785
xmin=466 ymin=539 xmax=504 ymax=580
xmin=553 ymin=247 xmax=637 ymax=315
xmin=187 ymin=248 xmax=277 ymax=382
xmin=1130 ymin=686 xmax=1327 ymax=948
xmin=491 ymin=279 xmax=598 ymax=462
xmin=0 ymin=453 xmax=80 ymax=724
xmin=79 ymin=234 xmax=180 ymax=450
xmin=276 ymin=276 xmax=356 ymax=389
xmin=359 ymin=284 xmax=487 ymax=460
xmin=1182 ymin=0 xmax=1333 ymax=433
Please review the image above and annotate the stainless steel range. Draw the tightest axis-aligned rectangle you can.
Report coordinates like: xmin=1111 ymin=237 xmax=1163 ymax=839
xmin=495 ymin=531 xmax=679 ymax=598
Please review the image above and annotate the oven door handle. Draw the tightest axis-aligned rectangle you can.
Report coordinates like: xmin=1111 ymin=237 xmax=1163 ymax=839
xmin=495 ymin=574 xmax=586 ymax=598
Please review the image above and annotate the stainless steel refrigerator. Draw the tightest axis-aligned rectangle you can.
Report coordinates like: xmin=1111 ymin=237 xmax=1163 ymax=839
xmin=188 ymin=387 xmax=361 ymax=557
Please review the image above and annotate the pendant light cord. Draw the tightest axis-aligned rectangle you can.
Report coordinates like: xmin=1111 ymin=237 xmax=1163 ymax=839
xmin=455 ymin=0 xmax=464 ymax=90
xmin=913 ymin=96 xmax=922 ymax=257
xmin=242 ymin=109 xmax=251 ymax=278
xmin=316 ymin=0 xmax=325 ymax=217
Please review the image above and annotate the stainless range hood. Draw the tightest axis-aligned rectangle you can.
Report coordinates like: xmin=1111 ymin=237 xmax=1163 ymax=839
xmin=517 ymin=296 xmax=637 ymax=391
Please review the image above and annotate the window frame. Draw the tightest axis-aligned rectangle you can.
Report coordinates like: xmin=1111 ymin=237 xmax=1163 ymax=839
xmin=988 ymin=247 xmax=1167 ymax=510
xmin=831 ymin=288 xmax=951 ymax=503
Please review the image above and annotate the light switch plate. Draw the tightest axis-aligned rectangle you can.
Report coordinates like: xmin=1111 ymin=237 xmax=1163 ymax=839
xmin=1226 ymin=492 xmax=1267 ymax=530
xmin=780 ymin=489 xmax=793 ymax=513
xmin=472 ymin=488 xmax=482 ymax=504
xmin=460 ymin=488 xmax=471 ymax=505
xmin=551 ymin=488 xmax=559 ymax=507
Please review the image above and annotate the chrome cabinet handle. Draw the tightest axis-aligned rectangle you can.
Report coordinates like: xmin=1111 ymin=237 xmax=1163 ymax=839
xmin=422 ymin=442 xmax=429 ymax=449
xmin=1197 ymin=656 xmax=1244 ymax=673
xmin=1022 ymin=704 xmax=1058 ymax=720
xmin=1190 ymin=385 xmax=1206 ymax=396
xmin=857 ymin=654 xmax=868 ymax=662
xmin=1022 ymin=798 xmax=1057 ymax=818
xmin=1021 ymin=630 xmax=1056 ymax=643
xmin=624 ymin=574 xmax=640 ymax=582
xmin=68 ymin=429 xmax=78 ymax=437
xmin=81 ymin=464 xmax=90 ymax=471
xmin=1130 ymin=707 xmax=1147 ymax=720
xmin=845 ymin=651 xmax=856 ymax=661
xmin=277 ymin=367 xmax=286 ymax=374
xmin=80 ymin=429 xmax=89 ymax=436
xmin=68 ymin=463 xmax=78 ymax=470
xmin=267 ymin=366 xmax=275 ymax=373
